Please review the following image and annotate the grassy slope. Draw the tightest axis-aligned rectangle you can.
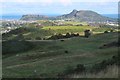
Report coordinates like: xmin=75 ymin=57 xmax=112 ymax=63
xmin=3 ymin=32 xmax=118 ymax=78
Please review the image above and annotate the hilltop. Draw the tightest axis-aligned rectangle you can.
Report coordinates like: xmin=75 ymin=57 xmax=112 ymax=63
xmin=57 ymin=9 xmax=116 ymax=22
xmin=20 ymin=10 xmax=117 ymax=22
xmin=20 ymin=14 xmax=49 ymax=21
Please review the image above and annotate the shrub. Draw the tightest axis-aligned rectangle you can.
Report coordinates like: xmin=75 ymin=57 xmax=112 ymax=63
xmin=71 ymin=33 xmax=76 ymax=37
xmin=110 ymin=30 xmax=113 ymax=32
xmin=104 ymin=31 xmax=109 ymax=33
xmin=65 ymin=33 xmax=71 ymax=38
xmin=35 ymin=37 xmax=42 ymax=40
xmin=76 ymin=33 xmax=79 ymax=36
xmin=15 ymin=34 xmax=24 ymax=40
xmin=26 ymin=37 xmax=32 ymax=40
xmin=43 ymin=38 xmax=46 ymax=40
xmin=60 ymin=40 xmax=65 ymax=42
xmin=48 ymin=32 xmax=79 ymax=40
xmin=57 ymin=33 xmax=63 ymax=39
xmin=64 ymin=50 xmax=68 ymax=54
xmin=64 ymin=66 xmax=75 ymax=74
xmin=75 ymin=64 xmax=86 ymax=73
xmin=49 ymin=35 xmax=57 ymax=40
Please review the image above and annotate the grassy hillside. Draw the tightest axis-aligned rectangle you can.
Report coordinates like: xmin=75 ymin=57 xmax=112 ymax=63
xmin=2 ymin=32 xmax=119 ymax=78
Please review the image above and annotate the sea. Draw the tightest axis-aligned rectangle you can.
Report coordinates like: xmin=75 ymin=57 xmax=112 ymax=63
xmin=1 ymin=14 xmax=118 ymax=20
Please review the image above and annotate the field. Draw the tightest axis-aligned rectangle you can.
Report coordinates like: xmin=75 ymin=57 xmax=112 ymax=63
xmin=42 ymin=26 xmax=112 ymax=35
xmin=2 ymin=32 xmax=119 ymax=78
xmin=2 ymin=24 xmax=113 ymax=40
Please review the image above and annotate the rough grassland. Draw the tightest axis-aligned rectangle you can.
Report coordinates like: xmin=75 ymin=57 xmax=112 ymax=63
xmin=3 ymin=32 xmax=118 ymax=78
xmin=70 ymin=65 xmax=119 ymax=78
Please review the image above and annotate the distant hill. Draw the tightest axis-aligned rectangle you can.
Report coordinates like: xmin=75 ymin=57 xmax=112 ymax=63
xmin=20 ymin=14 xmax=49 ymax=21
xmin=57 ymin=9 xmax=117 ymax=22
xmin=20 ymin=10 xmax=117 ymax=22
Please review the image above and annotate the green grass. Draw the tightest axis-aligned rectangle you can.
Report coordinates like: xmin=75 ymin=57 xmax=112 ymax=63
xmin=42 ymin=26 xmax=111 ymax=35
xmin=2 ymin=32 xmax=118 ymax=78
xmin=63 ymin=21 xmax=87 ymax=25
xmin=3 ymin=22 xmax=116 ymax=40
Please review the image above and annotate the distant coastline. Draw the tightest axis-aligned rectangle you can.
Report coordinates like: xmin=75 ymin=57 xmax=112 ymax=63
xmin=1 ymin=14 xmax=118 ymax=20
xmin=2 ymin=15 xmax=22 ymax=20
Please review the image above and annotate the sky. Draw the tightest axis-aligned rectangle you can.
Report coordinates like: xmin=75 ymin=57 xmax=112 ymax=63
xmin=0 ymin=0 xmax=119 ymax=15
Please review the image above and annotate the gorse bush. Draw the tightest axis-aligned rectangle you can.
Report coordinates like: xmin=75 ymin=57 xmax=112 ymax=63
xmin=104 ymin=30 xmax=109 ymax=33
xmin=64 ymin=66 xmax=75 ymax=75
xmin=64 ymin=50 xmax=69 ymax=54
xmin=74 ymin=64 xmax=86 ymax=73
xmin=35 ymin=37 xmax=42 ymax=40
xmin=48 ymin=33 xmax=79 ymax=40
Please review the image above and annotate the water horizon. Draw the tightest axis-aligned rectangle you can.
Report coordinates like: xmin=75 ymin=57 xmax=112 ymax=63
xmin=1 ymin=14 xmax=118 ymax=20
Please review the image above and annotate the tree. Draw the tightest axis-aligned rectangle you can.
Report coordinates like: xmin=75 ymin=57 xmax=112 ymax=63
xmin=84 ymin=30 xmax=91 ymax=38
xmin=65 ymin=33 xmax=71 ymax=38
xmin=71 ymin=33 xmax=76 ymax=37
xmin=110 ymin=30 xmax=113 ymax=32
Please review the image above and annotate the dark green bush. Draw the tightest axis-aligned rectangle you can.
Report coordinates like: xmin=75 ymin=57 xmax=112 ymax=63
xmin=64 ymin=50 xmax=68 ymax=54
xmin=35 ymin=37 xmax=42 ymax=40
xmin=104 ymin=31 xmax=109 ymax=33
xmin=64 ymin=66 xmax=75 ymax=75
xmin=75 ymin=64 xmax=86 ymax=73
xmin=110 ymin=30 xmax=113 ymax=32
xmin=48 ymin=33 xmax=79 ymax=40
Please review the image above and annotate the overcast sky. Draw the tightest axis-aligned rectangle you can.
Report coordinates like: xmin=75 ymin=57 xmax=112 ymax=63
xmin=0 ymin=0 xmax=119 ymax=15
